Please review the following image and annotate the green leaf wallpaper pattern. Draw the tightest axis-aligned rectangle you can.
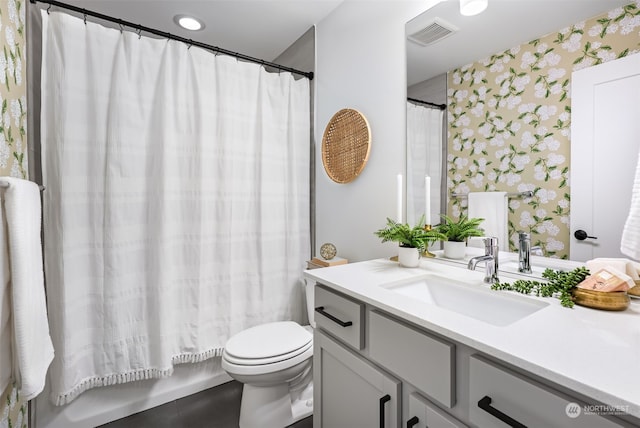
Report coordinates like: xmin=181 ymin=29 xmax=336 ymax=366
xmin=447 ymin=1 xmax=640 ymax=259
xmin=0 ymin=0 xmax=26 ymax=180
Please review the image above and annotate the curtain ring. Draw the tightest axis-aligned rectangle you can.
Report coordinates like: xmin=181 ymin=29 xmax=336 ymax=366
xmin=119 ymin=23 xmax=124 ymax=33
xmin=136 ymin=28 xmax=142 ymax=39
xmin=187 ymin=39 xmax=193 ymax=50
xmin=83 ymin=14 xmax=87 ymax=25
xmin=46 ymin=4 xmax=51 ymax=14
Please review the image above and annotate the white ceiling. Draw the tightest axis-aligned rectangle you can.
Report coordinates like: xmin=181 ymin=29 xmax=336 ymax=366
xmin=53 ymin=0 xmax=344 ymax=62
xmin=407 ymin=0 xmax=630 ymax=86
xmin=40 ymin=0 xmax=631 ymax=84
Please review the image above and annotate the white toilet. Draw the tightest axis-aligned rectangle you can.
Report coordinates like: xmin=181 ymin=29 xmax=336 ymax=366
xmin=221 ymin=280 xmax=315 ymax=428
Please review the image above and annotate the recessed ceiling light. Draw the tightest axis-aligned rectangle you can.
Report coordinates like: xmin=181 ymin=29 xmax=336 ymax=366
xmin=459 ymin=0 xmax=488 ymax=16
xmin=174 ymin=14 xmax=204 ymax=31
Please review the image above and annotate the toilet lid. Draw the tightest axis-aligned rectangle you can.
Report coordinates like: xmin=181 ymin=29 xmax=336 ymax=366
xmin=225 ymin=321 xmax=312 ymax=360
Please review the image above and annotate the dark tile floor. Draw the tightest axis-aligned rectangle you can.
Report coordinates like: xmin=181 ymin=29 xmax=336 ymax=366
xmin=98 ymin=380 xmax=313 ymax=428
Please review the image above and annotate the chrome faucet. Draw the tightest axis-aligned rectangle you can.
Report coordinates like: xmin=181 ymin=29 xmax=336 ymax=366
xmin=467 ymin=237 xmax=499 ymax=284
xmin=518 ymin=231 xmax=533 ymax=274
xmin=518 ymin=231 xmax=543 ymax=274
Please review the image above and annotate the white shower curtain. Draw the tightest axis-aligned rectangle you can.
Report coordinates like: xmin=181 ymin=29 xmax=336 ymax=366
xmin=40 ymin=11 xmax=310 ymax=405
xmin=406 ymin=102 xmax=443 ymax=226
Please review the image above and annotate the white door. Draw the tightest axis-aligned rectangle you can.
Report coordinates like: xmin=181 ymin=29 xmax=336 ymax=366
xmin=570 ymin=54 xmax=640 ymax=262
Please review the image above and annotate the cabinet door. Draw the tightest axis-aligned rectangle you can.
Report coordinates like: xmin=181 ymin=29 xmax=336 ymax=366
xmin=314 ymin=330 xmax=401 ymax=428
xmin=407 ymin=392 xmax=467 ymax=428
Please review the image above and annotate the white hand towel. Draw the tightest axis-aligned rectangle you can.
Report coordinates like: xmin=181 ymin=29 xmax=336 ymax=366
xmin=0 ymin=177 xmax=54 ymax=400
xmin=621 ymin=150 xmax=640 ymax=260
xmin=468 ymin=191 xmax=509 ymax=251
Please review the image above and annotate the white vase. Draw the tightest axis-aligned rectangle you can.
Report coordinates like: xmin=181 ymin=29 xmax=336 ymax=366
xmin=443 ymin=241 xmax=466 ymax=259
xmin=398 ymin=246 xmax=421 ymax=267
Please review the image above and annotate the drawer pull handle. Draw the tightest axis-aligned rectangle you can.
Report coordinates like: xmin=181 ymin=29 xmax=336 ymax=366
xmin=315 ymin=306 xmax=353 ymax=327
xmin=478 ymin=396 xmax=527 ymax=428
xmin=406 ymin=416 xmax=419 ymax=428
xmin=379 ymin=394 xmax=391 ymax=428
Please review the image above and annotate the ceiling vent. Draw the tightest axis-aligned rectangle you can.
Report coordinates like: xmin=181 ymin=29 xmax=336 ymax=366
xmin=407 ymin=18 xmax=458 ymax=47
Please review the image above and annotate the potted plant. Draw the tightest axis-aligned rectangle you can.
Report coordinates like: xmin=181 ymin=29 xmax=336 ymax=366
xmin=434 ymin=214 xmax=485 ymax=259
xmin=374 ymin=216 xmax=445 ymax=267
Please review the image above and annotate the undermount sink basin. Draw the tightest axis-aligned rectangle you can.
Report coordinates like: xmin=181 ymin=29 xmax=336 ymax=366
xmin=381 ymin=273 xmax=549 ymax=327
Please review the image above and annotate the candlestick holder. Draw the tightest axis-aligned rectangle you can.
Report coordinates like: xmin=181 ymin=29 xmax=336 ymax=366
xmin=422 ymin=224 xmax=435 ymax=258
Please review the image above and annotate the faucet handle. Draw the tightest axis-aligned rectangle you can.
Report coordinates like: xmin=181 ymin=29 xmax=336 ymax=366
xmin=483 ymin=236 xmax=499 ymax=246
xmin=483 ymin=237 xmax=499 ymax=254
xmin=518 ymin=231 xmax=530 ymax=240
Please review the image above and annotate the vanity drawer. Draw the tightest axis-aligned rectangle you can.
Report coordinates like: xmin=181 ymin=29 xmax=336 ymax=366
xmin=314 ymin=284 xmax=364 ymax=350
xmin=368 ymin=310 xmax=455 ymax=408
xmin=469 ymin=354 xmax=624 ymax=427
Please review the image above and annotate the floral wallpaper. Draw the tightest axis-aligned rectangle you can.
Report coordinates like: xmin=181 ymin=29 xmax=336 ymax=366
xmin=0 ymin=0 xmax=26 ymax=179
xmin=447 ymin=1 xmax=640 ymax=258
xmin=0 ymin=1 xmax=27 ymax=427
xmin=1 ymin=383 xmax=26 ymax=428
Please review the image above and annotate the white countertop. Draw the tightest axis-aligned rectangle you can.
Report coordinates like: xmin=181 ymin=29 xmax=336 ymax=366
xmin=304 ymin=257 xmax=640 ymax=419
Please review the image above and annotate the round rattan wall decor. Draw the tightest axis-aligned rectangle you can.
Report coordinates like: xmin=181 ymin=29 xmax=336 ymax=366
xmin=321 ymin=108 xmax=371 ymax=184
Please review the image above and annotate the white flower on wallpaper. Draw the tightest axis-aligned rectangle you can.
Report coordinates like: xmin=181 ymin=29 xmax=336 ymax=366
xmin=0 ymin=134 xmax=8 ymax=168
xmin=447 ymin=1 xmax=640 ymax=258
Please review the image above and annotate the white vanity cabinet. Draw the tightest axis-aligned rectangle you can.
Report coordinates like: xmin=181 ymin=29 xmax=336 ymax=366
xmin=312 ymin=279 xmax=636 ymax=428
xmin=313 ymin=285 xmax=465 ymax=428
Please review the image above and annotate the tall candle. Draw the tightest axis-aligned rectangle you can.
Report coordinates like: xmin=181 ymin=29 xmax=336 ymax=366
xmin=397 ymin=174 xmax=403 ymax=223
xmin=425 ymin=175 xmax=431 ymax=225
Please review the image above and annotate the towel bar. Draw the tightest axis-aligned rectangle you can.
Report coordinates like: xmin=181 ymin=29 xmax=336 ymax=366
xmin=450 ymin=190 xmax=533 ymax=199
xmin=0 ymin=182 xmax=46 ymax=191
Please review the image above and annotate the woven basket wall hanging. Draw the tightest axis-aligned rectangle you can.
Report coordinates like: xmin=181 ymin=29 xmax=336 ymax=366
xmin=321 ymin=108 xmax=371 ymax=184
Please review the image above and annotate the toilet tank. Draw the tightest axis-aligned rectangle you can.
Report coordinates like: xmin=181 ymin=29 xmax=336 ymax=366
xmin=304 ymin=279 xmax=316 ymax=328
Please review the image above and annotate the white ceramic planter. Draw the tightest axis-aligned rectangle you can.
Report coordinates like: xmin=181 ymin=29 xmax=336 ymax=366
xmin=443 ymin=241 xmax=466 ymax=259
xmin=398 ymin=246 xmax=421 ymax=267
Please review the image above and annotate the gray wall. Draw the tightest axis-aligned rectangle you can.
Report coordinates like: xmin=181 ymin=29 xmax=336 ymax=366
xmin=272 ymin=27 xmax=316 ymax=260
xmin=407 ymin=73 xmax=447 ymax=105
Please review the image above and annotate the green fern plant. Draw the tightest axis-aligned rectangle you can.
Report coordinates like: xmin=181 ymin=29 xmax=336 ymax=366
xmin=374 ymin=215 xmax=446 ymax=252
xmin=434 ymin=214 xmax=485 ymax=242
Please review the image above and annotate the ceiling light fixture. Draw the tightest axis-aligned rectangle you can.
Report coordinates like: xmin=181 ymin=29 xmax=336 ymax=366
xmin=459 ymin=0 xmax=488 ymax=16
xmin=174 ymin=14 xmax=205 ymax=31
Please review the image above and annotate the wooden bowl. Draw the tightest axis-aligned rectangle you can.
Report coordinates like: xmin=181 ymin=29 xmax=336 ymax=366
xmin=628 ymin=281 xmax=640 ymax=298
xmin=572 ymin=288 xmax=630 ymax=311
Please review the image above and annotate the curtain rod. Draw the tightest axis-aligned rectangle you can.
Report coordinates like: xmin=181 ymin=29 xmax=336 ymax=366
xmin=407 ymin=97 xmax=446 ymax=110
xmin=29 ymin=0 xmax=314 ymax=80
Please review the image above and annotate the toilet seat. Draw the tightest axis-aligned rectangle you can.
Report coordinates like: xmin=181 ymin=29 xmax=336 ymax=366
xmin=222 ymin=321 xmax=313 ymax=375
xmin=224 ymin=341 xmax=312 ymax=366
